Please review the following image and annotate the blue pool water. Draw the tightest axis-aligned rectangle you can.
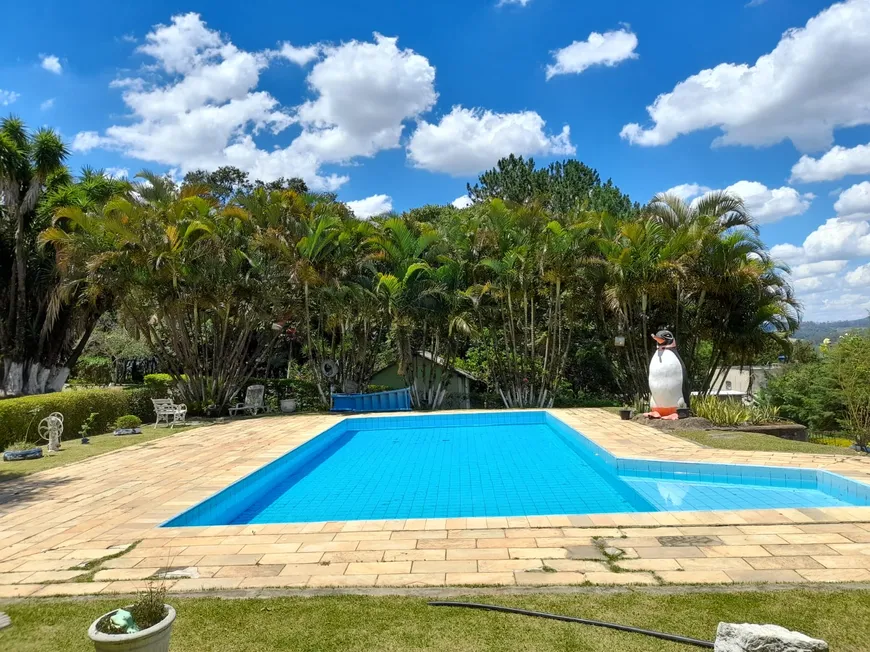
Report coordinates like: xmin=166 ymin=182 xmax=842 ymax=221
xmin=165 ymin=412 xmax=870 ymax=526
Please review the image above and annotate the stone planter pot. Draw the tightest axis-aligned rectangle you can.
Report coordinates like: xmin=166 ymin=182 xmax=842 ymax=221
xmin=88 ymin=605 xmax=175 ymax=652
xmin=280 ymin=399 xmax=297 ymax=414
xmin=113 ymin=428 xmax=143 ymax=436
xmin=3 ymin=447 xmax=43 ymax=461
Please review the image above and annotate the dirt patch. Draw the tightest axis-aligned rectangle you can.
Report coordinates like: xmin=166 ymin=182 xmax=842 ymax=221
xmin=631 ymin=415 xmax=713 ymax=431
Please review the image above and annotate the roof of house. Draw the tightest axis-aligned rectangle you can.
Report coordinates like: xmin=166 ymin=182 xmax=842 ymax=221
xmin=373 ymin=350 xmax=479 ymax=381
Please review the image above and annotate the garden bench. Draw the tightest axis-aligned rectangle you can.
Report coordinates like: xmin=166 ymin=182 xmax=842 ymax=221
xmin=229 ymin=384 xmax=266 ymax=416
xmin=151 ymin=398 xmax=187 ymax=427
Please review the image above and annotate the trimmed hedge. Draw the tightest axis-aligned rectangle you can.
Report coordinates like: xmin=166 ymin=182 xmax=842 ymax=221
xmin=0 ymin=387 xmax=164 ymax=451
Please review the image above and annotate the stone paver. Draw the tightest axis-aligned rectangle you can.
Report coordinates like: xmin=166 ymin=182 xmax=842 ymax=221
xmin=0 ymin=408 xmax=868 ymax=594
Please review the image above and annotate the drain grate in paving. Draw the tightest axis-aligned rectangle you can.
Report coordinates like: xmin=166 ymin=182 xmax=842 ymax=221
xmin=657 ymin=535 xmax=722 ymax=547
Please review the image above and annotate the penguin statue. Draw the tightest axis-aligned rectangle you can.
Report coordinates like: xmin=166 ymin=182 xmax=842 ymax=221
xmin=646 ymin=329 xmax=690 ymax=420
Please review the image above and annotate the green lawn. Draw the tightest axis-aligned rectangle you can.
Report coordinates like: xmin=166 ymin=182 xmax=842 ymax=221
xmin=0 ymin=424 xmax=199 ymax=482
xmin=1 ymin=591 xmax=868 ymax=651
xmin=673 ymin=429 xmax=859 ymax=456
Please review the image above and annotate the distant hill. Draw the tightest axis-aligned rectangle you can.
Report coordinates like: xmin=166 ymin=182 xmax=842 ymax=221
xmin=794 ymin=317 xmax=870 ymax=344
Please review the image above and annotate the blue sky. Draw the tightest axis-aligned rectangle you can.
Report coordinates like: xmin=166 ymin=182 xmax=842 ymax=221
xmin=3 ymin=0 xmax=870 ymax=321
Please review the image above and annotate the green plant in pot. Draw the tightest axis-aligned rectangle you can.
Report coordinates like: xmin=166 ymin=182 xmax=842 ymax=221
xmin=2 ymin=408 xmax=45 ymax=461
xmin=79 ymin=412 xmax=98 ymax=444
xmin=113 ymin=414 xmax=143 ymax=436
xmin=88 ymin=582 xmax=175 ymax=652
xmin=618 ymin=405 xmax=632 ymax=420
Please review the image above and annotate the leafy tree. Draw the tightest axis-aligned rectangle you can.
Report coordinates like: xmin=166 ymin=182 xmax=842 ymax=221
xmin=0 ymin=117 xmax=131 ymax=395
xmin=467 ymin=155 xmax=637 ymax=217
xmin=183 ymin=166 xmax=308 ymax=205
xmin=47 ymin=174 xmax=291 ymax=411
xmin=830 ymin=331 xmax=870 ymax=448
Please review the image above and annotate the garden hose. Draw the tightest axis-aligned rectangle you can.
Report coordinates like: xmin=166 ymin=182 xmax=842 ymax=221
xmin=428 ymin=601 xmax=714 ymax=649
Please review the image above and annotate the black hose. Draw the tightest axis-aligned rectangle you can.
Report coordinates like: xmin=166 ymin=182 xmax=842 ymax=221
xmin=428 ymin=601 xmax=714 ymax=649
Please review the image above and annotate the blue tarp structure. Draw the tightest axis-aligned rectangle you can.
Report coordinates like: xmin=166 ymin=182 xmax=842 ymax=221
xmin=331 ymin=387 xmax=412 ymax=412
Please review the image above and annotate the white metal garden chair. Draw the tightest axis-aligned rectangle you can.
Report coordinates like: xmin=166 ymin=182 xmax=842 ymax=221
xmin=151 ymin=398 xmax=187 ymax=427
xmin=229 ymin=385 xmax=266 ymax=416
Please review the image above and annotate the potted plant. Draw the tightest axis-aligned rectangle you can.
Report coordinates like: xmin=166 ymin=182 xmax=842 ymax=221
xmin=113 ymin=415 xmax=143 ymax=436
xmin=79 ymin=412 xmax=98 ymax=445
xmin=88 ymin=583 xmax=175 ymax=652
xmin=3 ymin=440 xmax=43 ymax=461
xmin=618 ymin=405 xmax=632 ymax=420
xmin=280 ymin=396 xmax=297 ymax=413
xmin=2 ymin=408 xmax=45 ymax=461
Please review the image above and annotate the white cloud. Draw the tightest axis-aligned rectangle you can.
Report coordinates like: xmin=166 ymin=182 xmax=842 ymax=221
xmin=845 ymin=262 xmax=870 ymax=286
xmin=793 ymin=276 xmax=826 ymax=292
xmin=663 ymin=183 xmax=711 ymax=201
xmin=746 ymin=0 xmax=769 ymax=6
xmin=771 ymin=218 xmax=870 ymax=264
xmin=0 ymin=90 xmax=19 ymax=106
xmin=40 ymin=98 xmax=55 ymax=111
xmin=791 ymin=142 xmax=870 ymax=182
xmin=275 ymin=42 xmax=320 ymax=66
xmin=346 ymin=194 xmax=392 ymax=218
xmin=546 ymin=29 xmax=638 ymax=80
xmin=72 ymin=131 xmax=108 ymax=152
xmin=452 ymin=195 xmax=473 ymax=209
xmin=725 ymin=180 xmax=813 ymax=224
xmin=295 ymin=33 xmax=436 ymax=163
xmin=664 ymin=180 xmax=812 ymax=224
xmin=497 ymin=0 xmax=532 ymax=6
xmin=789 ymin=260 xmax=848 ymax=279
xmin=407 ymin=106 xmax=574 ymax=176
xmin=105 ymin=167 xmax=129 ymax=179
xmin=834 ymin=181 xmax=870 ymax=221
xmin=40 ymin=55 xmax=62 ymax=74
xmin=621 ymin=0 xmax=870 ymax=150
xmin=70 ymin=15 xmax=436 ymax=192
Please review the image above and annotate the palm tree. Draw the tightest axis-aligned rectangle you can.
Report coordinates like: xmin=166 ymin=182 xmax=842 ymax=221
xmin=48 ymin=173 xmax=291 ymax=411
xmin=0 ymin=117 xmax=70 ymax=393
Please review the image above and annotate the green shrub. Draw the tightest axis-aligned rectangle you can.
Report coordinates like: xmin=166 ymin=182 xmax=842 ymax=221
xmin=0 ymin=387 xmax=163 ymax=450
xmin=126 ymin=387 xmax=160 ymax=423
xmin=0 ymin=389 xmax=129 ymax=450
xmin=4 ymin=440 xmax=37 ymax=452
xmin=114 ymin=414 xmax=142 ymax=429
xmin=692 ymin=395 xmax=782 ymax=426
xmin=143 ymin=374 xmax=175 ymax=391
xmin=73 ymin=356 xmax=113 ymax=385
xmin=758 ymin=361 xmax=843 ymax=431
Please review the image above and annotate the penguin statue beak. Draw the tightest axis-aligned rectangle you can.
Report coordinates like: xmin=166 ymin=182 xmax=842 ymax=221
xmin=652 ymin=335 xmax=666 ymax=344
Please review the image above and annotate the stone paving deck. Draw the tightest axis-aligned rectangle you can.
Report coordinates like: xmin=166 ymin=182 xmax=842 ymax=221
xmin=1 ymin=408 xmax=869 ymax=597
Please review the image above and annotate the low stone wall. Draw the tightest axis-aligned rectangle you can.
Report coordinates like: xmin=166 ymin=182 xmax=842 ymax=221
xmin=716 ymin=423 xmax=809 ymax=442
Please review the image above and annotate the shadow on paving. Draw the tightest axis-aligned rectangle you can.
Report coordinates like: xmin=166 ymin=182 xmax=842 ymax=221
xmin=0 ymin=473 xmax=72 ymax=513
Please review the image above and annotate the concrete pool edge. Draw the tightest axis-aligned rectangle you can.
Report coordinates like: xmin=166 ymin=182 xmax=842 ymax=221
xmin=3 ymin=408 xmax=870 ymax=595
xmin=161 ymin=410 xmax=870 ymax=528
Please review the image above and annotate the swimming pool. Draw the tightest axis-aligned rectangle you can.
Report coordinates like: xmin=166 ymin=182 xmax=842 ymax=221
xmin=164 ymin=411 xmax=870 ymax=527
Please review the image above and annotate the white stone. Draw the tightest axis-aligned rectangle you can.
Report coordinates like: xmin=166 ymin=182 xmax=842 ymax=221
xmin=159 ymin=566 xmax=199 ymax=579
xmin=715 ymin=623 xmax=828 ymax=652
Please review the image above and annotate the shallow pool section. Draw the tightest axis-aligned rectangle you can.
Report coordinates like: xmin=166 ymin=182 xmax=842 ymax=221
xmin=164 ymin=412 xmax=870 ymax=526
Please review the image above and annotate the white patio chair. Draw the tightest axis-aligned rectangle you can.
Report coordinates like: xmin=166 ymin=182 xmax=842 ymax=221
xmin=229 ymin=384 xmax=266 ymax=416
xmin=151 ymin=398 xmax=187 ymax=428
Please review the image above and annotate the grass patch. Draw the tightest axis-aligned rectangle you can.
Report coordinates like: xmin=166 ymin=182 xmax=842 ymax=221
xmin=673 ymin=429 xmax=859 ymax=456
xmin=0 ymin=424 xmax=200 ymax=481
xmin=2 ymin=591 xmax=869 ymax=651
